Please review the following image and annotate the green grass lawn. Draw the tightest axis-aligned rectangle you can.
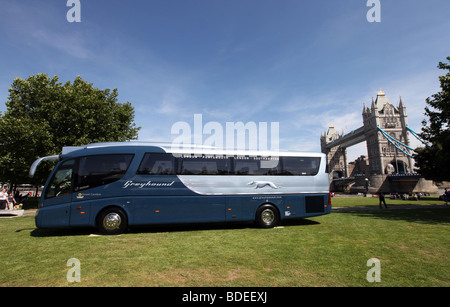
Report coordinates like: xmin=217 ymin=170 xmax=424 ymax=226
xmin=1 ymin=200 xmax=449 ymax=287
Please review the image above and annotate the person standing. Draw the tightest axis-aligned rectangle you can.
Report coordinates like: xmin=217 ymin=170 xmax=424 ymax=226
xmin=378 ymin=190 xmax=388 ymax=209
xmin=0 ymin=189 xmax=7 ymax=210
xmin=7 ymin=192 xmax=17 ymax=210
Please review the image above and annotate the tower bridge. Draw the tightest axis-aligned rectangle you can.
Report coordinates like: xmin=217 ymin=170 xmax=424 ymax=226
xmin=320 ymin=90 xmax=437 ymax=194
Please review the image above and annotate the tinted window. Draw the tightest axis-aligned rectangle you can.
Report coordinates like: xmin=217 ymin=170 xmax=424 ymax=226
xmin=178 ymin=155 xmax=231 ymax=175
xmin=281 ymin=157 xmax=321 ymax=176
xmin=74 ymin=154 xmax=134 ymax=191
xmin=137 ymin=153 xmax=175 ymax=175
xmin=234 ymin=156 xmax=280 ymax=175
xmin=45 ymin=159 xmax=75 ymax=199
xmin=135 ymin=153 xmax=320 ymax=176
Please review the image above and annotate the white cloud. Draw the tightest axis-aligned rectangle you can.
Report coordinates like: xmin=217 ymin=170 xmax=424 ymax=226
xmin=156 ymin=86 xmax=190 ymax=115
xmin=0 ymin=1 xmax=93 ymax=60
xmin=31 ymin=29 xmax=93 ymax=59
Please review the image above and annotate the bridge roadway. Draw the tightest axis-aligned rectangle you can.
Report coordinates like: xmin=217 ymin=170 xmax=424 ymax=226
xmin=325 ymin=126 xmax=366 ymax=149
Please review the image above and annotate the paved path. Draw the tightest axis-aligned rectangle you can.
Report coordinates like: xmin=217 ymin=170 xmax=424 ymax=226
xmin=0 ymin=209 xmax=37 ymax=217
xmin=23 ymin=210 xmax=38 ymax=216
xmin=0 ymin=209 xmax=24 ymax=217
xmin=332 ymin=204 xmax=449 ymax=211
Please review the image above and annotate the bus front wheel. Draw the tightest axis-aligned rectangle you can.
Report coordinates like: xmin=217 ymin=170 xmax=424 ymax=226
xmin=97 ymin=207 xmax=128 ymax=235
xmin=255 ymin=204 xmax=279 ymax=228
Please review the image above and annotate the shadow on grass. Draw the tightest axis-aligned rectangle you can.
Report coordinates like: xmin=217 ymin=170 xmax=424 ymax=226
xmin=337 ymin=208 xmax=450 ymax=225
xmin=29 ymin=227 xmax=96 ymax=237
xmin=129 ymin=219 xmax=319 ymax=234
xmin=28 ymin=218 xmax=320 ymax=237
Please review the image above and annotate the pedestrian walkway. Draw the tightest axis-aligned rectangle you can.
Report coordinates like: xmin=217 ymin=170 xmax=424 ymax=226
xmin=0 ymin=209 xmax=24 ymax=217
xmin=332 ymin=204 xmax=448 ymax=211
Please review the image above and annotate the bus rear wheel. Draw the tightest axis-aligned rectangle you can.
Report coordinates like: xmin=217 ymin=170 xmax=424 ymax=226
xmin=97 ymin=207 xmax=128 ymax=235
xmin=255 ymin=204 xmax=279 ymax=228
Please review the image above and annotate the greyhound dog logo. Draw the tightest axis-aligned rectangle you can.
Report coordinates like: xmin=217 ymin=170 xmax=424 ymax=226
xmin=248 ymin=181 xmax=280 ymax=189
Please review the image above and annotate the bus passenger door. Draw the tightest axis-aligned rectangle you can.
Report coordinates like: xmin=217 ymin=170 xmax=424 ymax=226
xmin=38 ymin=194 xmax=72 ymax=228
xmin=38 ymin=159 xmax=75 ymax=228
xmin=70 ymin=196 xmax=91 ymax=227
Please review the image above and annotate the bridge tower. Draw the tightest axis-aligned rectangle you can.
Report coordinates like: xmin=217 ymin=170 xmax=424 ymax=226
xmin=321 ymin=125 xmax=347 ymax=179
xmin=362 ymin=90 xmax=412 ymax=175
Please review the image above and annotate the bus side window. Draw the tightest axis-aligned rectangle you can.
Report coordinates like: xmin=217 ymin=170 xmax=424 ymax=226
xmin=281 ymin=157 xmax=321 ymax=176
xmin=176 ymin=156 xmax=231 ymax=175
xmin=74 ymin=154 xmax=134 ymax=191
xmin=137 ymin=153 xmax=175 ymax=175
xmin=234 ymin=156 xmax=280 ymax=175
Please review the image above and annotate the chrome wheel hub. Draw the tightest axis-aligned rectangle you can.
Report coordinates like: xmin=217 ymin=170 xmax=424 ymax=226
xmin=261 ymin=209 xmax=275 ymax=224
xmin=103 ymin=213 xmax=121 ymax=231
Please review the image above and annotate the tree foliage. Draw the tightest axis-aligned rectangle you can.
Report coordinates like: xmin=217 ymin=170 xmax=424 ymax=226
xmin=414 ymin=57 xmax=450 ymax=181
xmin=0 ymin=73 xmax=140 ymax=186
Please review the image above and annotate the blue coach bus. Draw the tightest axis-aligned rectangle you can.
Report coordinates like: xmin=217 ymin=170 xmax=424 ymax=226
xmin=30 ymin=142 xmax=331 ymax=234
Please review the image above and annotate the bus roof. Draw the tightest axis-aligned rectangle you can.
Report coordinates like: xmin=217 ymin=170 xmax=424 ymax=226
xmin=61 ymin=141 xmax=325 ymax=158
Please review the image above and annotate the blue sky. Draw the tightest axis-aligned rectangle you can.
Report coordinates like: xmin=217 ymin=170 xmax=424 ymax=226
xmin=1 ymin=0 xmax=449 ymax=160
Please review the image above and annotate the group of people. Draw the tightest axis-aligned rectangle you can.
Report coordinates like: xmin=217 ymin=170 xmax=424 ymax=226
xmin=0 ymin=188 xmax=21 ymax=210
xmin=378 ymin=188 xmax=450 ymax=208
xmin=389 ymin=192 xmax=429 ymax=201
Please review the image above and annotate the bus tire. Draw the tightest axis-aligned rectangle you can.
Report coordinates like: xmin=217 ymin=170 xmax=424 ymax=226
xmin=97 ymin=207 xmax=128 ymax=235
xmin=255 ymin=204 xmax=279 ymax=228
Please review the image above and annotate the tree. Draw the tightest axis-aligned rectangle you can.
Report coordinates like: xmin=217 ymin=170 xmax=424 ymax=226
xmin=0 ymin=73 xmax=140 ymax=187
xmin=414 ymin=57 xmax=450 ymax=181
